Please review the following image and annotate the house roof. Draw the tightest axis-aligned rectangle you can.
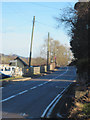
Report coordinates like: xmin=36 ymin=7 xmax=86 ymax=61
xmin=14 ymin=57 xmax=28 ymax=66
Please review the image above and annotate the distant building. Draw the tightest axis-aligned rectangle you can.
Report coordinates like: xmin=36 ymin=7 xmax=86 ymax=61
xmin=9 ymin=57 xmax=28 ymax=68
xmin=0 ymin=57 xmax=28 ymax=76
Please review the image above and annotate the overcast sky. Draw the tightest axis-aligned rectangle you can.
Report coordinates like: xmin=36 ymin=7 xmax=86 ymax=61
xmin=1 ymin=1 xmax=78 ymax=58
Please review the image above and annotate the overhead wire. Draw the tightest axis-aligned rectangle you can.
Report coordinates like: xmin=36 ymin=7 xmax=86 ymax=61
xmin=4 ymin=2 xmax=60 ymax=30
xmin=30 ymin=2 xmax=62 ymax=11
xmin=29 ymin=3 xmax=61 ymax=30
xmin=35 ymin=20 xmax=57 ymax=29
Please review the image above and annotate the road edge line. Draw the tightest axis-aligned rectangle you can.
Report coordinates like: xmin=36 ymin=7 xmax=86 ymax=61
xmin=41 ymin=82 xmax=72 ymax=118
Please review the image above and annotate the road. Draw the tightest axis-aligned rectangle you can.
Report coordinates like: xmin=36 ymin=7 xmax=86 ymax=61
xmin=1 ymin=66 xmax=76 ymax=119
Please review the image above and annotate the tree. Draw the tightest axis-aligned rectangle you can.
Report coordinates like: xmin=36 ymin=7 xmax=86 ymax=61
xmin=56 ymin=2 xmax=90 ymax=84
xmin=31 ymin=57 xmax=46 ymax=66
xmin=40 ymin=38 xmax=72 ymax=66
xmin=55 ymin=2 xmax=89 ymax=61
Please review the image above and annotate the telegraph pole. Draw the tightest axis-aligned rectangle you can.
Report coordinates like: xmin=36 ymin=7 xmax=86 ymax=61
xmin=47 ymin=32 xmax=50 ymax=71
xmin=29 ymin=16 xmax=35 ymax=67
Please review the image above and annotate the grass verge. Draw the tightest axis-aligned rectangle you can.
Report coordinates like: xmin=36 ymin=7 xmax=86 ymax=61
xmin=0 ymin=76 xmax=24 ymax=81
xmin=69 ymin=86 xmax=90 ymax=120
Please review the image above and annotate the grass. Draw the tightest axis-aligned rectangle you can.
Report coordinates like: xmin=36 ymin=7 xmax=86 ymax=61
xmin=83 ymin=103 xmax=90 ymax=116
xmin=69 ymin=101 xmax=90 ymax=119
xmin=0 ymin=76 xmax=24 ymax=81
xmin=69 ymin=89 xmax=90 ymax=119
xmin=0 ymin=73 xmax=43 ymax=81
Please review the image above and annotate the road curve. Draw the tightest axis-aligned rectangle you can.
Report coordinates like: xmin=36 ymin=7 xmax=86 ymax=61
xmin=2 ymin=66 xmax=76 ymax=119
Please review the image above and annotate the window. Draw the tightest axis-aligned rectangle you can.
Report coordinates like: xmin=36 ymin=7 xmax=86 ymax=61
xmin=5 ymin=68 xmax=10 ymax=71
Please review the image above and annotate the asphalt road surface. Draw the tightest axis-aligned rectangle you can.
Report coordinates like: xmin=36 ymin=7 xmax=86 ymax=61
xmin=1 ymin=66 xmax=76 ymax=119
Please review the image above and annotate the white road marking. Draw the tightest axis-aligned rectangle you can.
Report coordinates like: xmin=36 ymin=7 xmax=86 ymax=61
xmin=38 ymin=84 xmax=43 ymax=87
xmin=43 ymin=81 xmax=48 ymax=84
xmin=41 ymin=94 xmax=60 ymax=118
xmin=1 ymin=67 xmax=69 ymax=103
xmin=1 ymin=95 xmax=16 ymax=103
xmin=41 ymin=82 xmax=72 ymax=118
xmin=30 ymin=86 xmax=37 ymax=89
xmin=18 ymin=90 xmax=28 ymax=95
xmin=54 ymin=67 xmax=68 ymax=79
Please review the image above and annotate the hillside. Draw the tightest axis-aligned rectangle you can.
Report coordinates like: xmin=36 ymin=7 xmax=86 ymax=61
xmin=0 ymin=53 xmax=47 ymax=66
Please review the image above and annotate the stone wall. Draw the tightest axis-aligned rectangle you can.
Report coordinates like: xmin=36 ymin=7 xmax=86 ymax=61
xmin=0 ymin=63 xmax=56 ymax=77
xmin=23 ymin=63 xmax=55 ymax=77
xmin=49 ymin=63 xmax=55 ymax=71
xmin=40 ymin=65 xmax=47 ymax=73
xmin=22 ymin=66 xmax=40 ymax=77
xmin=22 ymin=67 xmax=33 ymax=77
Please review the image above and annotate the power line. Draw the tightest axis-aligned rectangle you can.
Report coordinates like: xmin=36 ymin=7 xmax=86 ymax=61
xmin=30 ymin=2 xmax=62 ymax=11
xmin=35 ymin=20 xmax=57 ymax=29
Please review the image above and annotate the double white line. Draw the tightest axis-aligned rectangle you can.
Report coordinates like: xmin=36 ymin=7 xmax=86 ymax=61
xmin=41 ymin=67 xmax=70 ymax=118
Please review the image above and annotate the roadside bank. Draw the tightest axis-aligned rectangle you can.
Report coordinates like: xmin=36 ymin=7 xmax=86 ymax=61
xmin=45 ymin=83 xmax=90 ymax=120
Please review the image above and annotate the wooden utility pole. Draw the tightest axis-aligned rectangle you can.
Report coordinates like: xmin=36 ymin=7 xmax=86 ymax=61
xmin=29 ymin=16 xmax=35 ymax=67
xmin=47 ymin=32 xmax=50 ymax=71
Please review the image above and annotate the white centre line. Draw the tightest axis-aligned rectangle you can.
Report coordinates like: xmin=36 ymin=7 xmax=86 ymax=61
xmin=1 ymin=95 xmax=16 ymax=103
xmin=30 ymin=86 xmax=37 ymax=89
xmin=18 ymin=90 xmax=28 ymax=95
xmin=38 ymin=84 xmax=43 ymax=87
xmin=1 ymin=67 xmax=68 ymax=103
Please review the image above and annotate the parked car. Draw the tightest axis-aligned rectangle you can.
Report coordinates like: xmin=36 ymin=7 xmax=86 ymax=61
xmin=0 ymin=72 xmax=11 ymax=79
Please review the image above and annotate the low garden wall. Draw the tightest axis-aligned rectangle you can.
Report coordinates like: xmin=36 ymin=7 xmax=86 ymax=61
xmin=23 ymin=63 xmax=55 ymax=77
xmin=49 ymin=63 xmax=55 ymax=71
xmin=22 ymin=66 xmax=40 ymax=77
xmin=40 ymin=65 xmax=47 ymax=73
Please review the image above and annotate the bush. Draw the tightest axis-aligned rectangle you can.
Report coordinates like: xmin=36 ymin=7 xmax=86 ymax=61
xmin=76 ymin=58 xmax=90 ymax=84
xmin=83 ymin=103 xmax=90 ymax=116
xmin=76 ymin=58 xmax=89 ymax=73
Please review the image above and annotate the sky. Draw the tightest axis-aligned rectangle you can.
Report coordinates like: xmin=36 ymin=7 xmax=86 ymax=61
xmin=1 ymin=1 xmax=78 ymax=58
